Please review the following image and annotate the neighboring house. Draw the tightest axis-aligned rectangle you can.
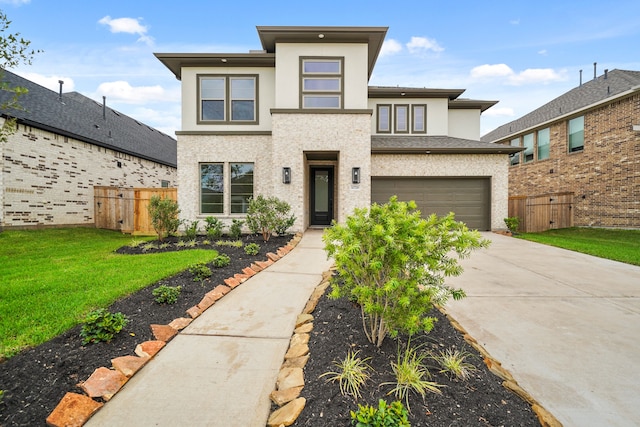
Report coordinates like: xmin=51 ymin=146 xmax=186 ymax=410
xmin=155 ymin=26 xmax=519 ymax=232
xmin=0 ymin=70 xmax=177 ymax=230
xmin=483 ymin=69 xmax=640 ymax=228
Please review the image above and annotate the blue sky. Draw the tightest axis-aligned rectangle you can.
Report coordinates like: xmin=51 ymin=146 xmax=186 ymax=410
xmin=2 ymin=0 xmax=640 ymax=137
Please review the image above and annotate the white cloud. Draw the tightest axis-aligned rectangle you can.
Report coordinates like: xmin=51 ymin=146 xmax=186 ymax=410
xmin=95 ymin=80 xmax=167 ymax=104
xmin=18 ymin=72 xmax=75 ymax=92
xmin=0 ymin=0 xmax=30 ymax=5
xmin=98 ymin=16 xmax=154 ymax=45
xmin=510 ymin=19 xmax=520 ymax=25
xmin=538 ymin=49 xmax=548 ymax=55
xmin=470 ymin=63 xmax=514 ymax=79
xmin=482 ymin=107 xmax=515 ymax=117
xmin=406 ymin=36 xmax=444 ymax=54
xmin=379 ymin=39 xmax=402 ymax=57
xmin=470 ymin=64 xmax=567 ymax=85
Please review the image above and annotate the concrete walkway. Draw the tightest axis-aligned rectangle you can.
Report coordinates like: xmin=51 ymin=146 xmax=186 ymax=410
xmin=444 ymin=232 xmax=640 ymax=427
xmin=86 ymin=230 xmax=332 ymax=427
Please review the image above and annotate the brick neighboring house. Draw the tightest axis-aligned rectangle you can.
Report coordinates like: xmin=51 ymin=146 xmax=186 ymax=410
xmin=0 ymin=70 xmax=177 ymax=230
xmin=482 ymin=69 xmax=640 ymax=228
xmin=155 ymin=26 xmax=520 ymax=232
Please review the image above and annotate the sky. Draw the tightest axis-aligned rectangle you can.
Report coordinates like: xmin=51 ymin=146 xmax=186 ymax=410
xmin=2 ymin=0 xmax=640 ymax=138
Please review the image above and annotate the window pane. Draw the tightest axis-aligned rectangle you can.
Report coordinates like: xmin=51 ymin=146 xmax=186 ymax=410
xmin=303 ymin=95 xmax=340 ymax=108
xmin=303 ymin=60 xmax=340 ymax=74
xmin=395 ymin=106 xmax=408 ymax=132
xmin=413 ymin=106 xmax=425 ymax=132
xmin=231 ymin=78 xmax=255 ymax=99
xmin=201 ymin=78 xmax=225 ymax=99
xmin=538 ymin=128 xmax=550 ymax=160
xmin=523 ymin=133 xmax=534 ymax=163
xmin=231 ymin=100 xmax=255 ymax=121
xmin=568 ymin=116 xmax=584 ymax=152
xmin=510 ymin=137 xmax=520 ymax=166
xmin=201 ymin=164 xmax=224 ymax=214
xmin=202 ymin=100 xmax=224 ymax=121
xmin=303 ymin=78 xmax=340 ymax=91
xmin=378 ymin=105 xmax=390 ymax=132
xmin=230 ymin=163 xmax=254 ymax=214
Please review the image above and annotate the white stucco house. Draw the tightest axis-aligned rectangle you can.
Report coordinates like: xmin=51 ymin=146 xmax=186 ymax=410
xmin=155 ymin=26 xmax=518 ymax=232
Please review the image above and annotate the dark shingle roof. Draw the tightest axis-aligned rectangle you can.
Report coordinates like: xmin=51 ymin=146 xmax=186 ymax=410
xmin=482 ymin=69 xmax=640 ymax=143
xmin=0 ymin=69 xmax=177 ymax=167
xmin=372 ymin=135 xmax=521 ymax=154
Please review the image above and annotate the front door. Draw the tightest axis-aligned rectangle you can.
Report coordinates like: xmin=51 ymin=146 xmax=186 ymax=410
xmin=310 ymin=167 xmax=334 ymax=226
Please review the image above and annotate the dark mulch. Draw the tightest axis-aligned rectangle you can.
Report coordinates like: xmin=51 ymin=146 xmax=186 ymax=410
xmin=0 ymin=234 xmax=290 ymax=427
xmin=292 ymin=293 xmax=541 ymax=426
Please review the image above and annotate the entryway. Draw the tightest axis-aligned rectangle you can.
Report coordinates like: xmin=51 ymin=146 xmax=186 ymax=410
xmin=309 ymin=166 xmax=334 ymax=226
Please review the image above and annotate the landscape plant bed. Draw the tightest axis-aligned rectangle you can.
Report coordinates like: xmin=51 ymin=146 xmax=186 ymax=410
xmin=0 ymin=234 xmax=290 ymax=426
xmin=292 ymin=292 xmax=541 ymax=426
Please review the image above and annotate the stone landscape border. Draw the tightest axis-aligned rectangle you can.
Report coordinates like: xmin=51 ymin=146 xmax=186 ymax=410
xmin=45 ymin=233 xmax=303 ymax=427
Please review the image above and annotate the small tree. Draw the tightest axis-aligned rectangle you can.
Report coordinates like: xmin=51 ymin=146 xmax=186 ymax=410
xmin=148 ymin=195 xmax=180 ymax=241
xmin=323 ymin=196 xmax=489 ymax=347
xmin=245 ymin=195 xmax=295 ymax=241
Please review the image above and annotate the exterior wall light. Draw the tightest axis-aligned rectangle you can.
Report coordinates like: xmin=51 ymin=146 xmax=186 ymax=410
xmin=352 ymin=167 xmax=360 ymax=184
xmin=282 ymin=167 xmax=291 ymax=184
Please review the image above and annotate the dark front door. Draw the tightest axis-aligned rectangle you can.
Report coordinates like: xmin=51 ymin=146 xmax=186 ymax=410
xmin=310 ymin=167 xmax=334 ymax=226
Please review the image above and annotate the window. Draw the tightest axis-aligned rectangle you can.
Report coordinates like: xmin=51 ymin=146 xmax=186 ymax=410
xmin=509 ymin=137 xmax=521 ymax=166
xmin=568 ymin=116 xmax=584 ymax=152
xmin=377 ymin=104 xmax=391 ymax=133
xmin=199 ymin=75 xmax=257 ymax=123
xmin=537 ymin=128 xmax=550 ymax=160
xmin=230 ymin=163 xmax=254 ymax=214
xmin=200 ymin=163 xmax=224 ymax=214
xmin=394 ymin=105 xmax=409 ymax=133
xmin=523 ymin=133 xmax=534 ymax=163
xmin=161 ymin=180 xmax=170 ymax=188
xmin=412 ymin=104 xmax=426 ymax=133
xmin=300 ymin=58 xmax=343 ymax=109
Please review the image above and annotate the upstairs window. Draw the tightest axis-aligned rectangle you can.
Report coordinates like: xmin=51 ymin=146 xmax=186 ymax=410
xmin=394 ymin=104 xmax=409 ymax=133
xmin=300 ymin=58 xmax=343 ymax=109
xmin=376 ymin=104 xmax=391 ymax=133
xmin=199 ymin=75 xmax=257 ymax=124
xmin=568 ymin=116 xmax=584 ymax=152
xmin=509 ymin=137 xmax=521 ymax=166
xmin=523 ymin=133 xmax=534 ymax=163
xmin=537 ymin=128 xmax=550 ymax=160
xmin=412 ymin=104 xmax=426 ymax=133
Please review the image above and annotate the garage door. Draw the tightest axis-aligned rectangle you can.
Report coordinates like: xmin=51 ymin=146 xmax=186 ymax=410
xmin=371 ymin=177 xmax=490 ymax=230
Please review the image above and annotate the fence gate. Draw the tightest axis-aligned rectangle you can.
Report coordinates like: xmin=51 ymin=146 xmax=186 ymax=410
xmin=508 ymin=192 xmax=574 ymax=233
xmin=94 ymin=186 xmax=177 ymax=235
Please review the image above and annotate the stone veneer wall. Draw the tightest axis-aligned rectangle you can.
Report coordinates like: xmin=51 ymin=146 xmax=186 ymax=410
xmin=1 ymin=123 xmax=176 ymax=229
xmin=371 ymin=153 xmax=510 ymax=230
xmin=506 ymin=93 xmax=640 ymax=228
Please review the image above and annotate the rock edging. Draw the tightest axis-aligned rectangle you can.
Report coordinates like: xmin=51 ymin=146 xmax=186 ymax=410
xmin=45 ymin=233 xmax=303 ymax=427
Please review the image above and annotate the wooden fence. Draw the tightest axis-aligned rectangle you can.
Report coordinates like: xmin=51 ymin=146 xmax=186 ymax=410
xmin=94 ymin=186 xmax=177 ymax=235
xmin=508 ymin=192 xmax=574 ymax=233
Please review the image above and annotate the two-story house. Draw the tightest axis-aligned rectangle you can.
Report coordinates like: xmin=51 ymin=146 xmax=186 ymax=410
xmin=483 ymin=69 xmax=640 ymax=229
xmin=155 ymin=26 xmax=519 ymax=232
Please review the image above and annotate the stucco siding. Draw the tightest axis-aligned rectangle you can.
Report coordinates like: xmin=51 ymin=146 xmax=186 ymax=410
xmin=449 ymin=109 xmax=481 ymax=140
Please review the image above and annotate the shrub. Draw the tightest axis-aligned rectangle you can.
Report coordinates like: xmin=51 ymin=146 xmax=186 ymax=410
xmin=245 ymin=195 xmax=296 ymax=241
xmin=229 ymin=218 xmax=244 ymax=239
xmin=148 ymin=195 xmax=180 ymax=242
xmin=350 ymin=399 xmax=410 ymax=427
xmin=204 ymin=216 xmax=223 ymax=239
xmin=212 ymin=253 xmax=230 ymax=268
xmin=188 ymin=262 xmax=212 ymax=281
xmin=141 ymin=242 xmax=157 ymax=253
xmin=320 ymin=350 xmax=372 ymax=400
xmin=432 ymin=348 xmax=477 ymax=381
xmin=215 ymin=240 xmax=243 ymax=248
xmin=244 ymin=242 xmax=260 ymax=256
xmin=152 ymin=285 xmax=181 ymax=304
xmin=80 ymin=309 xmax=128 ymax=345
xmin=504 ymin=216 xmax=520 ymax=234
xmin=183 ymin=220 xmax=199 ymax=240
xmin=323 ymin=196 xmax=488 ymax=347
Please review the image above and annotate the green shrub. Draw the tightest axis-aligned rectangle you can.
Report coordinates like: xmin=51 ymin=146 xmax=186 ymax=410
xmin=152 ymin=285 xmax=181 ymax=304
xmin=245 ymin=195 xmax=296 ymax=241
xmin=204 ymin=216 xmax=223 ymax=239
xmin=350 ymin=399 xmax=410 ymax=427
xmin=320 ymin=350 xmax=372 ymax=400
xmin=183 ymin=220 xmax=199 ymax=240
xmin=432 ymin=348 xmax=477 ymax=381
xmin=141 ymin=242 xmax=157 ymax=252
xmin=504 ymin=216 xmax=520 ymax=233
xmin=244 ymin=242 xmax=260 ymax=256
xmin=215 ymin=240 xmax=243 ymax=248
xmin=188 ymin=262 xmax=212 ymax=281
xmin=80 ymin=309 xmax=128 ymax=345
xmin=148 ymin=195 xmax=180 ymax=241
xmin=212 ymin=253 xmax=231 ymax=268
xmin=323 ymin=196 xmax=488 ymax=347
xmin=229 ymin=218 xmax=244 ymax=239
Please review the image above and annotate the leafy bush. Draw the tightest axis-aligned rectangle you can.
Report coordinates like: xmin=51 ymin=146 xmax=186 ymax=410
xmin=432 ymin=348 xmax=477 ymax=380
xmin=212 ymin=253 xmax=231 ymax=268
xmin=244 ymin=242 xmax=260 ymax=256
xmin=204 ymin=216 xmax=223 ymax=239
xmin=148 ymin=195 xmax=180 ymax=241
xmin=80 ymin=309 xmax=128 ymax=345
xmin=245 ymin=195 xmax=296 ymax=241
xmin=183 ymin=220 xmax=199 ymax=240
xmin=152 ymin=285 xmax=181 ymax=304
xmin=188 ymin=262 xmax=212 ymax=281
xmin=323 ymin=196 xmax=488 ymax=347
xmin=504 ymin=216 xmax=520 ymax=234
xmin=350 ymin=399 xmax=410 ymax=427
xmin=320 ymin=350 xmax=372 ymax=400
xmin=229 ymin=218 xmax=244 ymax=239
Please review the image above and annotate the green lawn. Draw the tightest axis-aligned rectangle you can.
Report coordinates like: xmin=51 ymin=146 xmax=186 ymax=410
xmin=516 ymin=227 xmax=640 ymax=266
xmin=0 ymin=228 xmax=218 ymax=359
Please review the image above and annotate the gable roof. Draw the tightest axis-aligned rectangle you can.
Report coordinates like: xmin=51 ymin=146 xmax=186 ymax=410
xmin=0 ymin=69 xmax=177 ymax=167
xmin=482 ymin=69 xmax=640 ymax=143
xmin=372 ymin=135 xmax=521 ymax=154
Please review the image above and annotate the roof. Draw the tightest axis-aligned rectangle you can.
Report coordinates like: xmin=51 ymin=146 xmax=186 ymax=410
xmin=0 ymin=69 xmax=177 ymax=167
xmin=482 ymin=69 xmax=640 ymax=143
xmin=155 ymin=53 xmax=275 ymax=80
xmin=371 ymin=135 xmax=522 ymax=154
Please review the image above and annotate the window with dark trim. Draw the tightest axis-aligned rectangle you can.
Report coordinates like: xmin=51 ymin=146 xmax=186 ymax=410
xmin=198 ymin=75 xmax=258 ymax=124
xmin=200 ymin=163 xmax=224 ymax=213
xmin=230 ymin=163 xmax=254 ymax=214
xmin=394 ymin=104 xmax=409 ymax=133
xmin=200 ymin=163 xmax=254 ymax=215
xmin=537 ymin=128 xmax=550 ymax=160
xmin=568 ymin=116 xmax=584 ymax=152
xmin=300 ymin=57 xmax=343 ymax=109
xmin=523 ymin=133 xmax=534 ymax=163
xmin=412 ymin=104 xmax=426 ymax=133
xmin=509 ymin=137 xmax=521 ymax=166
xmin=377 ymin=104 xmax=391 ymax=133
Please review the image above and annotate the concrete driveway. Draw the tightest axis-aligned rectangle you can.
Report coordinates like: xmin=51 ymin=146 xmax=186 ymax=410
xmin=444 ymin=232 xmax=640 ymax=427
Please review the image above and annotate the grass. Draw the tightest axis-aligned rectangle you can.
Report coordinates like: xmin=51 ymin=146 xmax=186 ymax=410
xmin=320 ymin=350 xmax=372 ymax=400
xmin=0 ymin=228 xmax=218 ymax=359
xmin=516 ymin=227 xmax=640 ymax=266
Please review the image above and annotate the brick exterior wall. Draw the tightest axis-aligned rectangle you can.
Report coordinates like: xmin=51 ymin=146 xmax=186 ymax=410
xmin=504 ymin=93 xmax=640 ymax=228
xmin=1 ymin=122 xmax=177 ymax=229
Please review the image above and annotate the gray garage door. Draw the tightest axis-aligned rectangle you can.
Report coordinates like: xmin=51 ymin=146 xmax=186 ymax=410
xmin=371 ymin=177 xmax=491 ymax=230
